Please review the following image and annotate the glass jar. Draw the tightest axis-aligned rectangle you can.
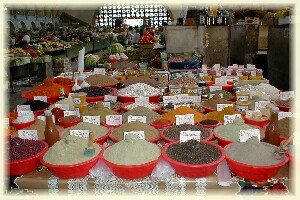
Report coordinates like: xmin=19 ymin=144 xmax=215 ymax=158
xmin=138 ymin=70 xmax=151 ymax=78
xmin=169 ymin=84 xmax=182 ymax=95
xmin=126 ymin=70 xmax=138 ymax=79
xmin=236 ymin=87 xmax=251 ymax=105
xmin=184 ymin=84 xmax=198 ymax=96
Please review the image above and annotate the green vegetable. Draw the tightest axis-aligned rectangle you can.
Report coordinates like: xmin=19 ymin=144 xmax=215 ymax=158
xmin=109 ymin=43 xmax=124 ymax=54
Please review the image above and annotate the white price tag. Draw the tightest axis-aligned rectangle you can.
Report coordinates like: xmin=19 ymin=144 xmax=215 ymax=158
xmin=237 ymin=71 xmax=243 ymax=76
xmin=135 ymin=97 xmax=149 ymax=103
xmin=69 ymin=130 xmax=90 ymax=140
xmin=72 ymin=97 xmax=82 ymax=105
xmin=175 ymin=94 xmax=189 ymax=104
xmin=93 ymin=68 xmax=106 ymax=75
xmin=239 ymin=129 xmax=260 ymax=142
xmin=163 ymin=96 xmax=176 ymax=104
xmin=236 ymin=95 xmax=249 ymax=101
xmin=217 ymin=104 xmax=233 ymax=111
xmin=170 ymin=87 xmax=182 ymax=94
xmin=250 ymin=71 xmax=257 ymax=76
xmin=235 ymin=105 xmax=249 ymax=112
xmin=102 ymin=101 xmax=111 ymax=109
xmin=34 ymin=96 xmax=48 ymax=103
xmin=224 ymin=114 xmax=242 ymax=125
xmin=180 ymin=131 xmax=201 ymax=143
xmin=202 ymin=65 xmax=207 ymax=70
xmin=18 ymin=111 xmax=34 ymax=117
xmin=106 ymin=115 xmax=122 ymax=126
xmin=128 ymin=115 xmax=147 ymax=123
xmin=37 ymin=115 xmax=55 ymax=123
xmin=4 ymin=118 xmax=9 ymax=129
xmin=280 ymin=91 xmax=295 ymax=100
xmin=18 ymin=130 xmax=38 ymax=140
xmin=187 ymin=88 xmax=198 ymax=94
xmin=209 ymin=86 xmax=222 ymax=92
xmin=215 ymin=77 xmax=227 ymax=85
xmin=255 ymin=101 xmax=270 ymax=110
xmin=175 ymin=114 xmax=194 ymax=125
xmin=82 ymin=116 xmax=100 ymax=125
xmin=55 ymin=104 xmax=70 ymax=111
xmin=187 ymin=96 xmax=201 ymax=103
xmin=174 ymin=104 xmax=190 ymax=109
xmin=215 ymin=72 xmax=221 ymax=77
xmin=228 ymin=66 xmax=234 ymax=71
xmin=246 ymin=64 xmax=253 ymax=69
xmin=17 ymin=105 xmax=31 ymax=112
xmin=124 ymin=131 xmax=145 ymax=140
xmin=278 ymin=112 xmax=293 ymax=120
xmin=226 ymin=71 xmax=232 ymax=76
xmin=233 ymin=64 xmax=239 ymax=69
xmin=64 ymin=110 xmax=80 ymax=117
xmin=104 ymin=95 xmax=117 ymax=102
xmin=209 ymin=93 xmax=223 ymax=99
xmin=238 ymin=65 xmax=245 ymax=69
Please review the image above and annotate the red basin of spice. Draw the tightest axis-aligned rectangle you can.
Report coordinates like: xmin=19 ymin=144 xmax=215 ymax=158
xmin=162 ymin=141 xmax=225 ymax=178
xmin=40 ymin=144 xmax=102 ymax=179
xmin=150 ymin=119 xmax=173 ymax=130
xmin=9 ymin=141 xmax=48 ymax=176
xmin=21 ymin=90 xmax=61 ymax=104
xmin=225 ymin=142 xmax=289 ymax=181
xmin=57 ymin=116 xmax=83 ymax=128
xmin=244 ymin=115 xmax=270 ymax=128
xmin=206 ymin=81 xmax=234 ymax=92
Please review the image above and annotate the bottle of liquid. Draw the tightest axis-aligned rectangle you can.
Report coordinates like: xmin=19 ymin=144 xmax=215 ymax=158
xmin=201 ymin=86 xmax=209 ymax=102
xmin=58 ymin=88 xmax=65 ymax=100
xmin=197 ymin=73 xmax=206 ymax=95
xmin=44 ymin=110 xmax=60 ymax=147
xmin=264 ymin=107 xmax=280 ymax=146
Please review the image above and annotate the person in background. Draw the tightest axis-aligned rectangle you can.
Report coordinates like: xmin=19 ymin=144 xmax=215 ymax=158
xmin=126 ymin=26 xmax=134 ymax=45
xmin=22 ymin=32 xmax=30 ymax=44
xmin=131 ymin=27 xmax=140 ymax=44
xmin=8 ymin=33 xmax=16 ymax=46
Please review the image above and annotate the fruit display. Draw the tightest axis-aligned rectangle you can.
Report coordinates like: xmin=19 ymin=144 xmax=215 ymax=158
xmin=138 ymin=28 xmax=155 ymax=44
xmin=85 ymin=54 xmax=100 ymax=67
xmin=109 ymin=43 xmax=125 ymax=54
xmin=8 ymin=48 xmax=30 ymax=57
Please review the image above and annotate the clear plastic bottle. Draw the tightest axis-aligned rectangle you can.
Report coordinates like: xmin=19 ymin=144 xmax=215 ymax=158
xmin=44 ymin=110 xmax=60 ymax=147
xmin=264 ymin=107 xmax=280 ymax=146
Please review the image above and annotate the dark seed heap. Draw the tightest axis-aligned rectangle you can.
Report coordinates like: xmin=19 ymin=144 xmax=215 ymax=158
xmin=8 ymin=137 xmax=45 ymax=162
xmin=74 ymin=87 xmax=112 ymax=97
xmin=166 ymin=140 xmax=222 ymax=165
xmin=164 ymin=124 xmax=210 ymax=141
xmin=23 ymin=100 xmax=50 ymax=111
xmin=199 ymin=119 xmax=219 ymax=126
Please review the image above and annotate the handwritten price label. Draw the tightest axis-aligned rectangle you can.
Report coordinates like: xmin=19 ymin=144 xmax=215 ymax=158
xmin=170 ymin=87 xmax=182 ymax=94
xmin=278 ymin=112 xmax=293 ymax=120
xmin=104 ymin=95 xmax=117 ymax=102
xmin=128 ymin=115 xmax=147 ymax=123
xmin=280 ymin=91 xmax=295 ymax=100
xmin=17 ymin=105 xmax=31 ymax=112
xmin=255 ymin=101 xmax=270 ymax=110
xmin=250 ymin=71 xmax=257 ymax=76
xmin=238 ymin=65 xmax=244 ymax=69
xmin=34 ymin=96 xmax=48 ymax=103
xmin=102 ymin=101 xmax=111 ymax=109
xmin=18 ymin=130 xmax=38 ymax=140
xmin=163 ymin=96 xmax=176 ymax=104
xmin=175 ymin=114 xmax=194 ymax=125
xmin=236 ymin=95 xmax=249 ymax=101
xmin=235 ymin=105 xmax=249 ymax=112
xmin=135 ymin=97 xmax=149 ymax=103
xmin=209 ymin=86 xmax=222 ymax=92
xmin=124 ymin=131 xmax=145 ymax=140
xmin=55 ymin=104 xmax=70 ymax=111
xmin=215 ymin=77 xmax=227 ymax=85
xmin=187 ymin=88 xmax=198 ymax=94
xmin=209 ymin=93 xmax=223 ymax=99
xmin=18 ymin=111 xmax=34 ymax=117
xmin=70 ymin=130 xmax=90 ymax=140
xmin=174 ymin=104 xmax=190 ymax=109
xmin=93 ymin=68 xmax=106 ymax=75
xmin=224 ymin=114 xmax=242 ymax=125
xmin=217 ymin=104 xmax=233 ymax=111
xmin=72 ymin=97 xmax=82 ymax=105
xmin=226 ymin=71 xmax=232 ymax=76
xmin=175 ymin=94 xmax=189 ymax=104
xmin=187 ymin=96 xmax=201 ymax=103
xmin=82 ymin=116 xmax=100 ymax=125
xmin=239 ymin=129 xmax=260 ymax=142
xmin=180 ymin=131 xmax=201 ymax=143
xmin=64 ymin=111 xmax=80 ymax=117
xmin=106 ymin=115 xmax=122 ymax=126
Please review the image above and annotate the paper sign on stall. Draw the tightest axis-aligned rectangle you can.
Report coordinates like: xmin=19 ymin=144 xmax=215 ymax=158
xmin=278 ymin=112 xmax=293 ymax=120
xmin=55 ymin=104 xmax=70 ymax=111
xmin=215 ymin=77 xmax=227 ymax=85
xmin=174 ymin=104 xmax=190 ymax=109
xmin=224 ymin=114 xmax=242 ymax=125
xmin=34 ymin=96 xmax=48 ymax=103
xmin=93 ymin=68 xmax=106 ymax=75
xmin=217 ymin=104 xmax=233 ymax=111
xmin=255 ymin=101 xmax=270 ymax=110
xmin=102 ymin=101 xmax=111 ymax=109
xmin=128 ymin=115 xmax=147 ymax=123
xmin=64 ymin=111 xmax=80 ymax=117
xmin=124 ymin=131 xmax=145 ymax=140
xmin=18 ymin=111 xmax=34 ymax=117
xmin=135 ymin=97 xmax=149 ymax=103
xmin=18 ymin=130 xmax=38 ymax=140
xmin=104 ymin=95 xmax=117 ymax=102
xmin=239 ymin=129 xmax=260 ymax=142
xmin=4 ymin=118 xmax=9 ymax=129
xmin=235 ymin=105 xmax=249 ymax=112
xmin=82 ymin=116 xmax=101 ymax=125
xmin=175 ymin=114 xmax=194 ymax=125
xmin=180 ymin=131 xmax=201 ymax=143
xmin=280 ymin=91 xmax=295 ymax=100
xmin=17 ymin=105 xmax=31 ymax=112
xmin=209 ymin=86 xmax=222 ymax=92
xmin=106 ymin=115 xmax=122 ymax=126
xmin=70 ymin=130 xmax=89 ymax=140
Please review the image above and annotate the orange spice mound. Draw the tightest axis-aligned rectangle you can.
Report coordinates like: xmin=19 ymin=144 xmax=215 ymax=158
xmin=52 ymin=77 xmax=72 ymax=86
xmin=26 ymin=78 xmax=70 ymax=98
xmin=161 ymin=106 xmax=204 ymax=123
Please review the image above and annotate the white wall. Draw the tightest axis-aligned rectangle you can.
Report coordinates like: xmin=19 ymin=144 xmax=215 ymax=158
xmin=8 ymin=14 xmax=60 ymax=32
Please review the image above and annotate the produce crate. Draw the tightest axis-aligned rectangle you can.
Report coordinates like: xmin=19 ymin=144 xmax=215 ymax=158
xmin=139 ymin=44 xmax=155 ymax=49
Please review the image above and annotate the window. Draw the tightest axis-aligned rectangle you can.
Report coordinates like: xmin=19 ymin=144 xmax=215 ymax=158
xmin=95 ymin=3 xmax=172 ymax=28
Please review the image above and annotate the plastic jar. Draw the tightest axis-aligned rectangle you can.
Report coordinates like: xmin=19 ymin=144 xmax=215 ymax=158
xmin=71 ymin=92 xmax=87 ymax=105
xmin=236 ymin=87 xmax=251 ymax=105
xmin=169 ymin=85 xmax=182 ymax=95
xmin=184 ymin=84 xmax=198 ymax=96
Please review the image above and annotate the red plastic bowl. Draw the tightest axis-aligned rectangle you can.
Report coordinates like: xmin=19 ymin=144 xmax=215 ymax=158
xmin=40 ymin=144 xmax=102 ymax=179
xmin=57 ymin=117 xmax=83 ymax=128
xmin=244 ymin=115 xmax=270 ymax=128
xmin=83 ymin=87 xmax=118 ymax=103
xmin=150 ymin=119 xmax=173 ymax=130
xmin=101 ymin=147 xmax=161 ymax=179
xmin=213 ymin=125 xmax=265 ymax=148
xmin=206 ymin=81 xmax=234 ymax=92
xmin=109 ymin=129 xmax=161 ymax=144
xmin=225 ymin=142 xmax=289 ymax=181
xmin=201 ymin=105 xmax=216 ymax=113
xmin=121 ymin=102 xmax=162 ymax=112
xmin=101 ymin=121 xmax=123 ymax=128
xmin=13 ymin=107 xmax=48 ymax=117
xmin=11 ymin=119 xmax=36 ymax=130
xmin=9 ymin=141 xmax=48 ymax=176
xmin=162 ymin=141 xmax=225 ymax=178
xmin=277 ymin=105 xmax=291 ymax=112
xmin=160 ymin=126 xmax=214 ymax=143
xmin=21 ymin=90 xmax=60 ymax=104
xmin=94 ymin=129 xmax=112 ymax=145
